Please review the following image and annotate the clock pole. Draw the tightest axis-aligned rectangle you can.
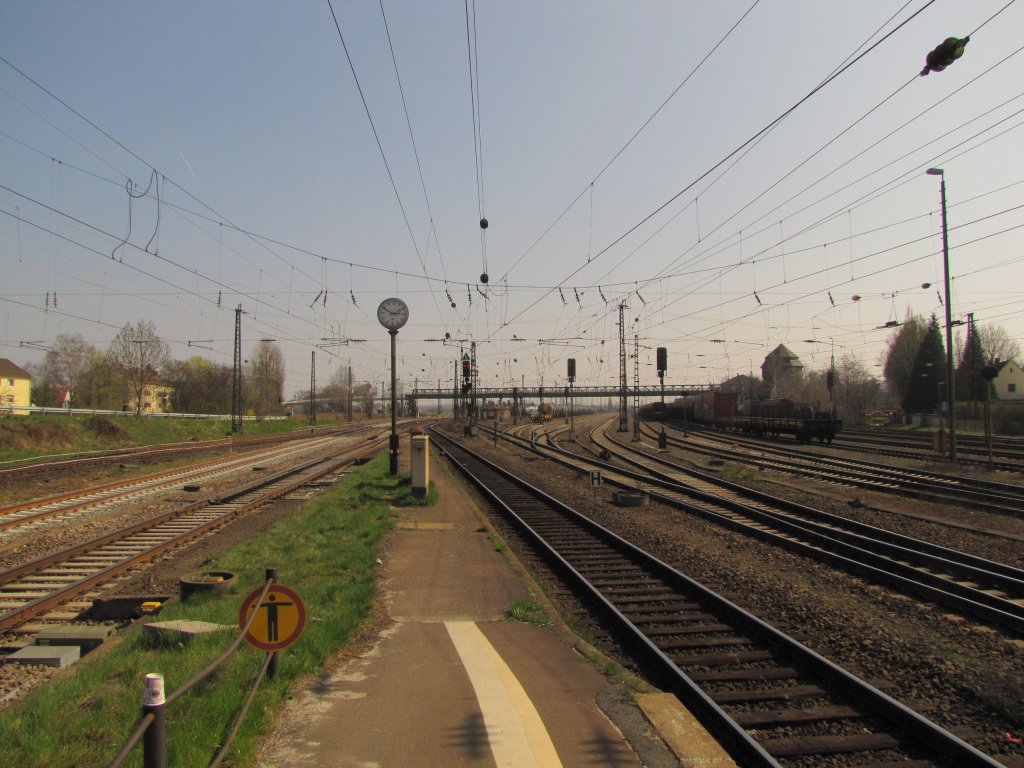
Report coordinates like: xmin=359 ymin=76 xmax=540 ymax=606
xmin=376 ymin=297 xmax=408 ymax=476
xmin=389 ymin=328 xmax=399 ymax=476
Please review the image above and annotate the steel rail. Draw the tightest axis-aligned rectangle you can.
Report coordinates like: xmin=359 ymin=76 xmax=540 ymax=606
xmin=644 ymin=422 xmax=1024 ymax=516
xmin=0 ymin=436 xmax=342 ymax=532
xmin=430 ymin=426 xmax=1004 ymax=768
xmin=0 ymin=436 xmax=387 ymax=632
xmin=492 ymin=422 xmax=1024 ymax=635
xmin=693 ymin=418 xmax=1024 ymax=472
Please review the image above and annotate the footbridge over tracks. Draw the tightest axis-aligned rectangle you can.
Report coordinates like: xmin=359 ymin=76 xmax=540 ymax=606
xmin=405 ymin=384 xmax=713 ymax=415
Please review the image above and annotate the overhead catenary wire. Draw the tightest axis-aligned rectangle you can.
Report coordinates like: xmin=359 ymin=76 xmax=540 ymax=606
xmin=490 ymin=0 xmax=940 ymax=341
xmin=499 ymin=0 xmax=762 ymax=284
xmin=464 ymin=0 xmax=488 ymax=283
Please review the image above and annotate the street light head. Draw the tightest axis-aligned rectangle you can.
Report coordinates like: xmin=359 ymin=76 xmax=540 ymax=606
xmin=926 ymin=167 xmax=944 ymax=176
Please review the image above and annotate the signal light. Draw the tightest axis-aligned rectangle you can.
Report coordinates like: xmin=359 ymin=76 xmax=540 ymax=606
xmin=656 ymin=347 xmax=667 ymax=375
xmin=921 ymin=36 xmax=969 ymax=76
xmin=567 ymin=358 xmax=576 ymax=382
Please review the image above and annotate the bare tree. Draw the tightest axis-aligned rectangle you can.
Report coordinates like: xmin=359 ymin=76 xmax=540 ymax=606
xmin=835 ymin=354 xmax=882 ymax=427
xmin=979 ymin=323 xmax=1022 ymax=364
xmin=108 ymin=320 xmax=170 ymax=417
xmin=42 ymin=332 xmax=90 ymax=405
xmin=352 ymin=382 xmax=375 ymax=417
xmin=247 ymin=340 xmax=286 ymax=419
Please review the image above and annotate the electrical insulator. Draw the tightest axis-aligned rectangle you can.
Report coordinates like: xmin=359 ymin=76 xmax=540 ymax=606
xmin=921 ymin=36 xmax=969 ymax=76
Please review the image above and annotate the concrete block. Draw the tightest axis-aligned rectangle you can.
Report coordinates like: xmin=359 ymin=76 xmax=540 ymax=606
xmin=144 ymin=620 xmax=233 ymax=643
xmin=35 ymin=625 xmax=115 ymax=653
xmin=6 ymin=644 xmax=80 ymax=668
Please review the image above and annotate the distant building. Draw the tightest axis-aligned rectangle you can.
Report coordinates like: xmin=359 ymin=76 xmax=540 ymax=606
xmin=129 ymin=381 xmax=173 ymax=414
xmin=481 ymin=402 xmax=511 ymax=421
xmin=0 ymin=358 xmax=32 ymax=415
xmin=718 ymin=374 xmax=762 ymax=399
xmin=761 ymin=345 xmax=804 ymax=398
xmin=992 ymin=360 xmax=1024 ymax=401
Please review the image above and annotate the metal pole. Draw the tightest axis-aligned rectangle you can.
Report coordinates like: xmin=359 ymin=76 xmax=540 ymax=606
xmin=389 ymin=330 xmax=399 ymax=475
xmin=940 ymin=175 xmax=956 ymax=462
xmin=570 ymin=382 xmax=574 ymax=440
xmin=266 ymin=568 xmax=280 ymax=680
xmin=929 ymin=169 xmax=957 ymax=462
xmin=142 ymin=673 xmax=166 ymax=768
xmin=986 ymin=385 xmax=993 ymax=470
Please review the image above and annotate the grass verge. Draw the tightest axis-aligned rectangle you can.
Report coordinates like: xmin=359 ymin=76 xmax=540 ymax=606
xmin=0 ymin=452 xmax=411 ymax=767
xmin=0 ymin=413 xmax=304 ymax=464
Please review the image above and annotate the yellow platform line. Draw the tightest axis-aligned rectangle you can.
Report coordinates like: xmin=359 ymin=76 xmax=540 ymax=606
xmin=445 ymin=621 xmax=563 ymax=768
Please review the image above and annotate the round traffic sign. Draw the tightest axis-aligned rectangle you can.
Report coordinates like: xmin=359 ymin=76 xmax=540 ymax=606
xmin=238 ymin=584 xmax=307 ymax=652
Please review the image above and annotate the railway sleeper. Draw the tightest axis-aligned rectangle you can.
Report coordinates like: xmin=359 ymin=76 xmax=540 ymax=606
xmin=761 ymin=732 xmax=901 ymax=757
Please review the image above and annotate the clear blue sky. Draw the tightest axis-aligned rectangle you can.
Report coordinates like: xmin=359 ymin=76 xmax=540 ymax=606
xmin=2 ymin=1 xmax=1022 ymax=398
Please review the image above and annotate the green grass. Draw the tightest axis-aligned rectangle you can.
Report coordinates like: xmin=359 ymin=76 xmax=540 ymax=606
xmin=0 ymin=414 xmax=304 ymax=464
xmin=506 ymin=598 xmax=550 ymax=626
xmin=719 ymin=461 xmax=759 ymax=482
xmin=0 ymin=452 xmax=400 ymax=767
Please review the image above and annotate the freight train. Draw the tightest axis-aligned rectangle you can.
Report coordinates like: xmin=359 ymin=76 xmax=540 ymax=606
xmin=642 ymin=391 xmax=842 ymax=443
xmin=530 ymin=403 xmax=555 ymax=422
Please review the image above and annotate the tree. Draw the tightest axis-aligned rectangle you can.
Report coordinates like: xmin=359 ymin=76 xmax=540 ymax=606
xmin=882 ymin=312 xmax=926 ymax=405
xmin=164 ymin=356 xmax=233 ymax=414
xmin=903 ymin=314 xmax=947 ymax=414
xmin=834 ymin=354 xmax=882 ymax=427
xmin=76 ymin=347 xmax=122 ymax=409
xmin=352 ymin=382 xmax=376 ymax=417
xmin=956 ymin=315 xmax=987 ymax=404
xmin=43 ymin=333 xmax=89 ymax=405
xmin=246 ymin=340 xmax=286 ymax=420
xmin=108 ymin=320 xmax=170 ymax=417
xmin=979 ymin=323 xmax=1021 ymax=365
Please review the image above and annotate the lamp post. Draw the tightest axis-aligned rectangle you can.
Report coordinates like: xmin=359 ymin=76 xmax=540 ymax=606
xmin=926 ymin=167 xmax=956 ymax=463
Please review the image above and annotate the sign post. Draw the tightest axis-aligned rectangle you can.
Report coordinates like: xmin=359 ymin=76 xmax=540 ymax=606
xmin=590 ymin=469 xmax=602 ymax=496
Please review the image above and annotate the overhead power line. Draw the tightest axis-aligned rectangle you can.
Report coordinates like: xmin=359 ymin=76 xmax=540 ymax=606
xmin=491 ymin=0 xmax=940 ymax=340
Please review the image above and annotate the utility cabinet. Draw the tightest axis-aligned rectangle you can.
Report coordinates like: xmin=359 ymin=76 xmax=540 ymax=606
xmin=411 ymin=434 xmax=430 ymax=496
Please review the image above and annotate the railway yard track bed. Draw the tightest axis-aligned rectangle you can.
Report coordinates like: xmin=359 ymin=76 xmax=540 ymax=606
xmin=437 ymin=419 xmax=1024 ymax=766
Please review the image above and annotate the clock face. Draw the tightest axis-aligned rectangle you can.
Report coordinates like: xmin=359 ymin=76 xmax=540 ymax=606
xmin=377 ymin=297 xmax=409 ymax=330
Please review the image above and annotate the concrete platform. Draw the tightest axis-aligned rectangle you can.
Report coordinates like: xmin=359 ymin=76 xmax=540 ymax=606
xmin=258 ymin=441 xmax=736 ymax=767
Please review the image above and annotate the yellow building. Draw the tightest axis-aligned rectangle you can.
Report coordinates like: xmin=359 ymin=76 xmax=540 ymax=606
xmin=0 ymin=359 xmax=32 ymax=415
xmin=129 ymin=381 xmax=173 ymax=414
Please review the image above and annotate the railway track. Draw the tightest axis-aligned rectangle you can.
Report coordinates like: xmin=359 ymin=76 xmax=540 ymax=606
xmin=0 ymin=432 xmax=388 ymax=634
xmin=430 ymin=425 xmax=1005 ymax=768
xmin=490 ymin=420 xmax=1024 ymax=635
xmin=840 ymin=428 xmax=1024 ymax=461
xmin=0 ymin=435 xmax=347 ymax=534
xmin=680 ymin=415 xmax=1024 ymax=471
xmin=643 ymin=422 xmax=1024 ymax=518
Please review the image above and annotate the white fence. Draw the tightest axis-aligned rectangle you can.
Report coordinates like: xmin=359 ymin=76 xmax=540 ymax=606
xmin=0 ymin=405 xmax=286 ymax=420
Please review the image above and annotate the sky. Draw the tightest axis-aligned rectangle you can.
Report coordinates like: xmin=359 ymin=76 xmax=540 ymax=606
xmin=2 ymin=1 xmax=1023 ymax=400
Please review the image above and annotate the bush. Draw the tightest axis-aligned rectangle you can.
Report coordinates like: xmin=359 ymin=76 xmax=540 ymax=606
xmin=83 ymin=416 xmax=123 ymax=438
